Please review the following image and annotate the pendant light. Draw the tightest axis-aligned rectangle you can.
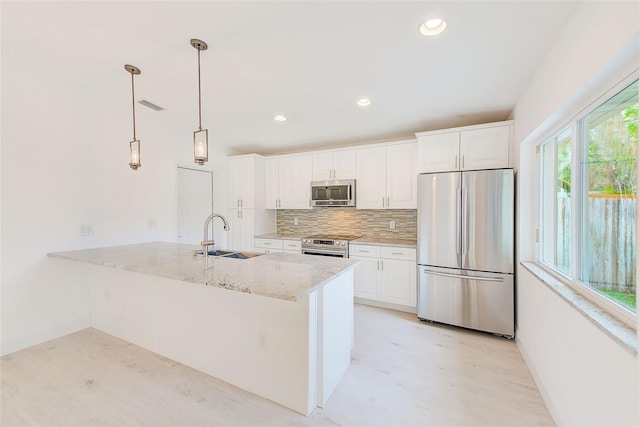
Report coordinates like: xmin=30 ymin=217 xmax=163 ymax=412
xmin=191 ymin=38 xmax=209 ymax=165
xmin=124 ymin=64 xmax=142 ymax=170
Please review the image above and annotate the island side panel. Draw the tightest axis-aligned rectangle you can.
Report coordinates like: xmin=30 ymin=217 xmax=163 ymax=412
xmin=89 ymin=266 xmax=157 ymax=353
xmin=154 ymin=277 xmax=317 ymax=416
xmin=317 ymin=268 xmax=354 ymax=407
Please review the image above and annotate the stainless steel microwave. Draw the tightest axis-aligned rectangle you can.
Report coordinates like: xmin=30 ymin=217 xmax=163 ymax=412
xmin=310 ymin=179 xmax=356 ymax=207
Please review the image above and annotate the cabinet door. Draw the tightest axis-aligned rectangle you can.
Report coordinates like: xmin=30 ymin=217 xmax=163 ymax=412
xmin=386 ymin=143 xmax=418 ymax=209
xmin=238 ymin=209 xmax=255 ymax=252
xmin=417 ymin=132 xmax=460 ymax=173
xmin=226 ymin=209 xmax=255 ymax=252
xmin=356 ymin=146 xmax=386 ymax=209
xmin=351 ymin=256 xmax=380 ymax=300
xmin=380 ymin=258 xmax=416 ymax=307
xmin=332 ymin=150 xmax=356 ymax=179
xmin=460 ymin=125 xmax=511 ymax=170
xmin=226 ymin=209 xmax=241 ymax=250
xmin=227 ymin=158 xmax=242 ymax=208
xmin=264 ymin=158 xmax=279 ymax=209
xmin=312 ymin=152 xmax=334 ymax=181
xmin=279 ymin=155 xmax=312 ymax=209
xmin=228 ymin=157 xmax=255 ymax=208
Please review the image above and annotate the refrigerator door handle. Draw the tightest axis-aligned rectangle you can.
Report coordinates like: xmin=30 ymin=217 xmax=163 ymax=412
xmin=462 ymin=187 xmax=468 ymax=255
xmin=456 ymin=188 xmax=462 ymax=256
xmin=422 ymin=268 xmax=504 ymax=283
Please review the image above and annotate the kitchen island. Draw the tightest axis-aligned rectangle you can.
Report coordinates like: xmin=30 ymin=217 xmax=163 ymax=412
xmin=48 ymin=242 xmax=358 ymax=415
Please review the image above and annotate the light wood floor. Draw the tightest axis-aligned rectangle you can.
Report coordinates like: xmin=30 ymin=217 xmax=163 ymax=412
xmin=1 ymin=304 xmax=554 ymax=426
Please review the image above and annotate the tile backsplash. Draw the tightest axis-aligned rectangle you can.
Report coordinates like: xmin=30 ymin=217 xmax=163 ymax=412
xmin=277 ymin=209 xmax=417 ymax=240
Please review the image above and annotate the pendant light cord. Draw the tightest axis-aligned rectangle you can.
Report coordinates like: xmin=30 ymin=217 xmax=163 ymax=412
xmin=197 ymin=47 xmax=202 ymax=131
xmin=131 ymin=71 xmax=137 ymax=140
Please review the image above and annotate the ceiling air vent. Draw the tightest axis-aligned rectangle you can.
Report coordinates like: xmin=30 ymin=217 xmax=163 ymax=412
xmin=138 ymin=100 xmax=164 ymax=111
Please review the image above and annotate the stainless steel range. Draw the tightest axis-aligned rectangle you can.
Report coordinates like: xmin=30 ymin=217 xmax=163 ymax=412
xmin=301 ymin=234 xmax=361 ymax=258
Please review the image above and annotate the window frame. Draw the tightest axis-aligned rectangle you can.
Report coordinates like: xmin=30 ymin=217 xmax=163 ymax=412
xmin=536 ymin=72 xmax=639 ymax=329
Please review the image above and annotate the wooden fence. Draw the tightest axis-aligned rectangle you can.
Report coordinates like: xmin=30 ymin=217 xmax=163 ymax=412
xmin=558 ymin=196 xmax=636 ymax=292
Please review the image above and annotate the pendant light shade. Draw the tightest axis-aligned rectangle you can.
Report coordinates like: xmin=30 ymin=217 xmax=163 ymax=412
xmin=125 ymin=64 xmax=142 ymax=170
xmin=191 ymin=38 xmax=209 ymax=165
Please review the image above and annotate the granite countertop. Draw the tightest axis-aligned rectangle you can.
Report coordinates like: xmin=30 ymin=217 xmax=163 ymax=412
xmin=350 ymin=237 xmax=417 ymax=248
xmin=254 ymin=232 xmax=307 ymax=240
xmin=48 ymin=242 xmax=358 ymax=302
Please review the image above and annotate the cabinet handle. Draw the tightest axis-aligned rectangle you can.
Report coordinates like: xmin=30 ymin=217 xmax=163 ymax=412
xmin=237 ymin=199 xmax=240 ymax=208
xmin=240 ymin=199 xmax=243 ymax=208
xmin=382 ymin=197 xmax=385 ymax=208
xmin=359 ymin=250 xmax=369 ymax=253
xmin=240 ymin=210 xmax=243 ymax=219
xmin=264 ymin=242 xmax=271 ymax=246
xmin=380 ymin=260 xmax=383 ymax=271
xmin=391 ymin=252 xmax=403 ymax=255
xmin=462 ymin=155 xmax=465 ymax=169
xmin=387 ymin=196 xmax=390 ymax=207
xmin=455 ymin=155 xmax=458 ymax=170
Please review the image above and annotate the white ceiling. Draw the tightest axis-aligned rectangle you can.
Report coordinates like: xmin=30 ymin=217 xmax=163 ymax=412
xmin=2 ymin=1 xmax=578 ymax=155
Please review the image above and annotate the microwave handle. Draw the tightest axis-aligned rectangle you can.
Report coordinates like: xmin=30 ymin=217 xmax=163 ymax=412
xmin=349 ymin=184 xmax=352 ymax=200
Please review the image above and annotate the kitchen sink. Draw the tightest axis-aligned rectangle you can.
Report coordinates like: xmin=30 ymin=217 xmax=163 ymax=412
xmin=195 ymin=249 xmax=263 ymax=259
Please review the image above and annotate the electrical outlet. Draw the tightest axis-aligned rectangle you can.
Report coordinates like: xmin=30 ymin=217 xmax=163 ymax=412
xmin=147 ymin=218 xmax=157 ymax=228
xmin=79 ymin=224 xmax=94 ymax=237
xmin=294 ymin=217 xmax=299 ymax=226
xmin=389 ymin=220 xmax=396 ymax=229
xmin=258 ymin=330 xmax=266 ymax=349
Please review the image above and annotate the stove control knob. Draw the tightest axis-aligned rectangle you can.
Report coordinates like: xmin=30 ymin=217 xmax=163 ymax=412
xmin=341 ymin=241 xmax=346 ymax=246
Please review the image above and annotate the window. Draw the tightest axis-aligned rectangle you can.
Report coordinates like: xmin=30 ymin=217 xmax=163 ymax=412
xmin=540 ymin=127 xmax=572 ymax=275
xmin=538 ymin=78 xmax=638 ymax=317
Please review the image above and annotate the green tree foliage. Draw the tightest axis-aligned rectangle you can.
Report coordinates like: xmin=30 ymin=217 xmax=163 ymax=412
xmin=586 ymin=101 xmax=637 ymax=195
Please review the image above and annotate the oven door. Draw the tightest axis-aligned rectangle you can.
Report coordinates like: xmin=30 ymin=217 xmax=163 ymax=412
xmin=301 ymin=247 xmax=347 ymax=258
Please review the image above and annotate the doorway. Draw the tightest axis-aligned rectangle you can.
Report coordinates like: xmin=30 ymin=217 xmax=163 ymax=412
xmin=177 ymin=166 xmax=214 ymax=245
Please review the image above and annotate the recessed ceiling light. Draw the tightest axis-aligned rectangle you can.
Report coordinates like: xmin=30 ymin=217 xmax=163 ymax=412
xmin=274 ymin=115 xmax=287 ymax=122
xmin=420 ymin=17 xmax=447 ymax=36
xmin=356 ymin=98 xmax=371 ymax=107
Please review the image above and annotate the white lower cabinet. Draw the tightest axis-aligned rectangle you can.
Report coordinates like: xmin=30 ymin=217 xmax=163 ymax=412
xmin=254 ymin=237 xmax=301 ymax=254
xmin=282 ymin=239 xmax=302 ymax=254
xmin=227 ymin=209 xmax=256 ymax=252
xmin=254 ymin=237 xmax=284 ymax=254
xmin=350 ymin=244 xmax=416 ymax=312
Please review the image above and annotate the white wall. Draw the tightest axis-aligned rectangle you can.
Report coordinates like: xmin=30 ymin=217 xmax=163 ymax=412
xmin=0 ymin=16 xmax=231 ymax=356
xmin=513 ymin=2 xmax=639 ymax=426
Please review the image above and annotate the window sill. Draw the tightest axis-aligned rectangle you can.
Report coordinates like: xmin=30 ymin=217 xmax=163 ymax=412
xmin=521 ymin=261 xmax=637 ymax=357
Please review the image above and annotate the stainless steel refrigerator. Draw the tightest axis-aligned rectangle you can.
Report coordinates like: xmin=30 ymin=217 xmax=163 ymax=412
xmin=417 ymin=169 xmax=514 ymax=338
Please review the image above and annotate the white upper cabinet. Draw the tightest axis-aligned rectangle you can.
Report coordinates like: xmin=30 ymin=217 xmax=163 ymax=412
xmin=417 ymin=132 xmax=460 ymax=173
xmin=356 ymin=141 xmax=417 ymax=209
xmin=265 ymin=158 xmax=279 ymax=210
xmin=311 ymin=149 xmax=356 ymax=181
xmin=228 ymin=155 xmax=257 ymax=209
xmin=459 ymin=125 xmax=511 ymax=170
xmin=386 ymin=143 xmax=418 ymax=209
xmin=265 ymin=154 xmax=312 ymax=209
xmin=356 ymin=146 xmax=387 ymax=209
xmin=417 ymin=121 xmax=513 ymax=173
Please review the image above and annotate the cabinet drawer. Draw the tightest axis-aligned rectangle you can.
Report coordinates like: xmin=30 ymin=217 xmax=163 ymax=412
xmin=381 ymin=246 xmax=416 ymax=261
xmin=349 ymin=244 xmax=381 ymax=258
xmin=283 ymin=240 xmax=302 ymax=251
xmin=254 ymin=238 xmax=284 ymax=250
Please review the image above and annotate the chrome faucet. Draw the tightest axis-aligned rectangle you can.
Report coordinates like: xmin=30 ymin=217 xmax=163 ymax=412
xmin=201 ymin=213 xmax=230 ymax=259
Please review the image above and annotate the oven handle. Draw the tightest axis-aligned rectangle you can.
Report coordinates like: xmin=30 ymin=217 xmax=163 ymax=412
xmin=302 ymin=248 xmax=348 ymax=257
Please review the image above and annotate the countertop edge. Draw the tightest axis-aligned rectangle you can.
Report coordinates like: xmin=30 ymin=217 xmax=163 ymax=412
xmin=48 ymin=243 xmax=358 ymax=303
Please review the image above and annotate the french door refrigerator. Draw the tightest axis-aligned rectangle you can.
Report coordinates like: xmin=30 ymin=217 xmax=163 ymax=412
xmin=417 ymin=168 xmax=514 ymax=337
